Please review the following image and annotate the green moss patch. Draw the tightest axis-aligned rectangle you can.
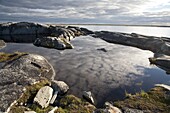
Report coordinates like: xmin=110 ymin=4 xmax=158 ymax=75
xmin=55 ymin=95 xmax=96 ymax=113
xmin=10 ymin=79 xmax=51 ymax=113
xmin=0 ymin=52 xmax=28 ymax=62
xmin=114 ymin=87 xmax=170 ymax=113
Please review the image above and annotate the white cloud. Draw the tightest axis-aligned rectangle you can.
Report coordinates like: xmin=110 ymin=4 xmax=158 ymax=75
xmin=0 ymin=0 xmax=170 ymax=25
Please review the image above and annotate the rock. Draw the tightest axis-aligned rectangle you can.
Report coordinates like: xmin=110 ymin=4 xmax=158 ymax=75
xmin=50 ymin=91 xmax=58 ymax=104
xmin=0 ymin=22 xmax=50 ymax=43
xmin=34 ymin=37 xmax=66 ymax=50
xmin=34 ymin=36 xmax=74 ymax=50
xmin=93 ymin=31 xmax=170 ymax=56
xmin=82 ymin=91 xmax=95 ymax=104
xmin=0 ymin=40 xmax=6 ymax=49
xmin=0 ymin=53 xmax=55 ymax=112
xmin=51 ymin=80 xmax=69 ymax=95
xmin=123 ymin=107 xmax=144 ymax=113
xmin=104 ymin=102 xmax=122 ymax=113
xmin=34 ymin=86 xmax=53 ymax=108
xmin=94 ymin=102 xmax=122 ymax=113
xmin=149 ymin=54 xmax=170 ymax=74
xmin=155 ymin=84 xmax=170 ymax=91
xmin=48 ymin=106 xmax=58 ymax=113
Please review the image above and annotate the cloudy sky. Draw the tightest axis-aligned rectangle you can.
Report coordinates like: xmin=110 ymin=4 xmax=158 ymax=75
xmin=0 ymin=0 xmax=170 ymax=25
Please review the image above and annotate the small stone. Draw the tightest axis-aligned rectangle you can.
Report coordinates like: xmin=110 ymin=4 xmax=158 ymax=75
xmin=51 ymin=80 xmax=69 ymax=95
xmin=48 ymin=106 xmax=58 ymax=113
xmin=50 ymin=91 xmax=58 ymax=104
xmin=83 ymin=91 xmax=95 ymax=104
xmin=104 ymin=102 xmax=122 ymax=113
xmin=34 ymin=86 xmax=53 ymax=108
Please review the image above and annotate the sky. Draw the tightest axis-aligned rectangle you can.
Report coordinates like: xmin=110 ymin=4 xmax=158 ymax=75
xmin=0 ymin=0 xmax=170 ymax=25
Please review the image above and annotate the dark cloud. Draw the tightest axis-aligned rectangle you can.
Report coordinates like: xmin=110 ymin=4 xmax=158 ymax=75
xmin=0 ymin=0 xmax=170 ymax=25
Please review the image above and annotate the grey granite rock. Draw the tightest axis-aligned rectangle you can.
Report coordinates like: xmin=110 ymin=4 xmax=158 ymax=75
xmin=0 ymin=54 xmax=55 ymax=112
xmin=51 ymin=80 xmax=69 ymax=95
xmin=34 ymin=86 xmax=53 ymax=108
xmin=0 ymin=40 xmax=6 ymax=49
xmin=93 ymin=31 xmax=170 ymax=56
xmin=83 ymin=91 xmax=95 ymax=104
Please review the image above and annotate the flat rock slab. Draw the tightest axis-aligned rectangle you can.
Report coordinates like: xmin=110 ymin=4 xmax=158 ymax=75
xmin=34 ymin=86 xmax=53 ymax=108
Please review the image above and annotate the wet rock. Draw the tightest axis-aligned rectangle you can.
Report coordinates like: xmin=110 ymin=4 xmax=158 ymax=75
xmin=0 ymin=40 xmax=6 ymax=49
xmin=149 ymin=54 xmax=170 ymax=74
xmin=93 ymin=31 xmax=170 ymax=56
xmin=83 ymin=91 xmax=95 ymax=104
xmin=51 ymin=80 xmax=69 ymax=95
xmin=0 ymin=53 xmax=55 ymax=112
xmin=34 ymin=86 xmax=53 ymax=108
xmin=155 ymin=84 xmax=170 ymax=91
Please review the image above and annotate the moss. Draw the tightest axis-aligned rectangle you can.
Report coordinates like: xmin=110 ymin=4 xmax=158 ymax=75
xmin=30 ymin=104 xmax=53 ymax=113
xmin=10 ymin=79 xmax=51 ymax=113
xmin=0 ymin=52 xmax=28 ymax=62
xmin=17 ymin=79 xmax=50 ymax=104
xmin=55 ymin=95 xmax=96 ymax=113
xmin=9 ymin=106 xmax=30 ymax=113
xmin=114 ymin=87 xmax=170 ymax=113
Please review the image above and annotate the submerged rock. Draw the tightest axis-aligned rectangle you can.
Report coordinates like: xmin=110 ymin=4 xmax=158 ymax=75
xmin=33 ymin=86 xmax=53 ymax=108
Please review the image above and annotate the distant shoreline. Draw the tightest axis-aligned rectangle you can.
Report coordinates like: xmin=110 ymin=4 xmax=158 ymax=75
xmin=1 ymin=22 xmax=170 ymax=28
xmin=51 ymin=24 xmax=170 ymax=28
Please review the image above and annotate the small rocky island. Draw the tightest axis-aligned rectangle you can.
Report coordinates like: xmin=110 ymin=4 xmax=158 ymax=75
xmin=0 ymin=22 xmax=170 ymax=113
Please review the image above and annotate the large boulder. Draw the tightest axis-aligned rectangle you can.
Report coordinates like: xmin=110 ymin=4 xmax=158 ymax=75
xmin=0 ymin=53 xmax=55 ymax=112
xmin=34 ymin=36 xmax=74 ymax=50
xmin=0 ymin=22 xmax=50 ymax=43
xmin=33 ymin=86 xmax=53 ymax=108
xmin=93 ymin=31 xmax=170 ymax=56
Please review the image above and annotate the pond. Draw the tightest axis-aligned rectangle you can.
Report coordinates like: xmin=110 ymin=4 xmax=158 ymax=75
xmin=1 ymin=25 xmax=170 ymax=107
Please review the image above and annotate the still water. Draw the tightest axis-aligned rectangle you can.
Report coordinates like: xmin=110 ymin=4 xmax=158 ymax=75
xmin=1 ymin=26 xmax=170 ymax=107
xmin=79 ymin=25 xmax=170 ymax=37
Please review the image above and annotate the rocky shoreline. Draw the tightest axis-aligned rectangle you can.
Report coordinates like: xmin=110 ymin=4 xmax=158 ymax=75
xmin=0 ymin=22 xmax=170 ymax=113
